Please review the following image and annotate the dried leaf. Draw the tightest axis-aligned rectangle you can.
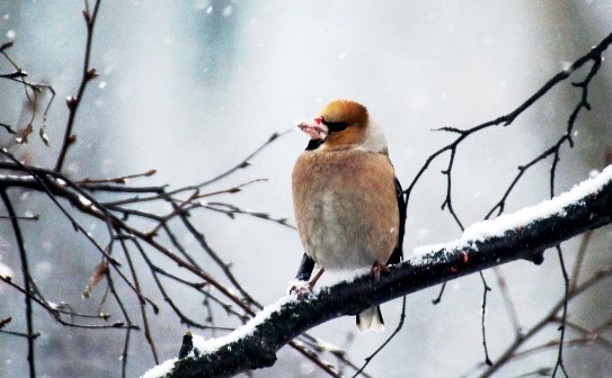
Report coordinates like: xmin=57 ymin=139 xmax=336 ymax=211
xmin=39 ymin=127 xmax=50 ymax=146
xmin=82 ymin=260 xmax=109 ymax=299
xmin=15 ymin=124 xmax=34 ymax=144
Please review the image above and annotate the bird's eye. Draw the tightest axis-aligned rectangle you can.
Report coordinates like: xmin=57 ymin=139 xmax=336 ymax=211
xmin=320 ymin=116 xmax=349 ymax=133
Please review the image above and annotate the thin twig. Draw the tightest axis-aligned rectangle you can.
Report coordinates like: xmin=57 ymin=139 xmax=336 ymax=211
xmin=120 ymin=237 xmax=159 ymax=364
xmin=351 ymin=296 xmax=407 ymax=377
xmin=54 ymin=0 xmax=103 ymax=172
xmin=0 ymin=189 xmax=36 ymax=378
xmin=476 ymin=269 xmax=612 ymax=378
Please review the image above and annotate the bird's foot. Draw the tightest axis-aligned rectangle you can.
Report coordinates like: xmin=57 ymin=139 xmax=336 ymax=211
xmin=371 ymin=261 xmax=390 ymax=282
xmin=288 ymin=280 xmax=313 ymax=299
xmin=289 ymin=268 xmax=325 ymax=299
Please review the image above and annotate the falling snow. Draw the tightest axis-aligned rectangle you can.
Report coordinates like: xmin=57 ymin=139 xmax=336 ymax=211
xmin=222 ymin=5 xmax=233 ymax=17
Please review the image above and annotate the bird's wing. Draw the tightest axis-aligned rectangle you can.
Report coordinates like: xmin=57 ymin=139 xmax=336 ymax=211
xmin=294 ymin=253 xmax=315 ymax=281
xmin=387 ymin=177 xmax=406 ymax=265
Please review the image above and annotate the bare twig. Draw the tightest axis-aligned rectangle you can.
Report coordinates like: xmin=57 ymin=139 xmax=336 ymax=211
xmin=0 ymin=40 xmax=56 ymax=146
xmin=351 ymin=296 xmax=407 ymax=377
xmin=0 ymin=189 xmax=36 ymax=378
xmin=54 ymin=0 xmax=103 ymax=172
xmin=476 ymin=269 xmax=611 ymax=378
xmin=403 ymin=32 xmax=612 ymax=372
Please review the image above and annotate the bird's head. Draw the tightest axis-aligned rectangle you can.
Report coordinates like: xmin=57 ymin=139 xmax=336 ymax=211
xmin=296 ymin=99 xmax=388 ymax=154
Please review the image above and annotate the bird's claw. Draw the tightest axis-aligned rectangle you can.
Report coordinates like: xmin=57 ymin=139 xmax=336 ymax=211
xmin=288 ymin=280 xmax=312 ymax=299
xmin=371 ymin=261 xmax=390 ymax=282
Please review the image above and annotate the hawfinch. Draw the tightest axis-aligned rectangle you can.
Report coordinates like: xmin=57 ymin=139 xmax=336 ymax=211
xmin=292 ymin=99 xmax=406 ymax=332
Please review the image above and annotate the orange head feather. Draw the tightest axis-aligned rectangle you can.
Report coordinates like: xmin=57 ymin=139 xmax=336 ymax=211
xmin=319 ymin=100 xmax=369 ymax=149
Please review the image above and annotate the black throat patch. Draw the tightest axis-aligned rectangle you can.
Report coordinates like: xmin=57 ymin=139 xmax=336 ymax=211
xmin=305 ymin=139 xmax=324 ymax=151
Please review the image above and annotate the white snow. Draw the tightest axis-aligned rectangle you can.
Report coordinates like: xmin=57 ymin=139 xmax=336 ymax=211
xmin=0 ymin=261 xmax=13 ymax=282
xmin=141 ymin=295 xmax=297 ymax=377
xmin=413 ymin=164 xmax=612 ymax=258
xmin=285 ymin=267 xmax=372 ymax=296
xmin=222 ymin=5 xmax=233 ymax=17
xmin=78 ymin=195 xmax=93 ymax=208
xmin=192 ymin=295 xmax=296 ymax=353
xmin=318 ymin=267 xmax=372 ymax=286
xmin=413 ymin=242 xmax=450 ymax=258
xmin=141 ymin=358 xmax=177 ymax=378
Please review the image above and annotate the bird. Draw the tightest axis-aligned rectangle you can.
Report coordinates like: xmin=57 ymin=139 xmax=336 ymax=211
xmin=291 ymin=99 xmax=406 ymax=332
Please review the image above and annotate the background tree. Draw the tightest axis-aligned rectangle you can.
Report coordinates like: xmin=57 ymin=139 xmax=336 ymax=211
xmin=0 ymin=2 xmax=610 ymax=378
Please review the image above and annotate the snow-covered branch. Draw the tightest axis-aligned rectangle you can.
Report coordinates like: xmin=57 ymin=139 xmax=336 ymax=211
xmin=144 ymin=165 xmax=612 ymax=378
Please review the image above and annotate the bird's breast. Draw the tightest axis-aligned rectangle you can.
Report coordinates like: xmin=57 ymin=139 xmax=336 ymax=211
xmin=292 ymin=150 xmax=399 ymax=270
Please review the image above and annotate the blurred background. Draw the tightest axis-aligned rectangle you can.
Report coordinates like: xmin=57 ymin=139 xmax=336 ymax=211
xmin=0 ymin=1 xmax=611 ymax=377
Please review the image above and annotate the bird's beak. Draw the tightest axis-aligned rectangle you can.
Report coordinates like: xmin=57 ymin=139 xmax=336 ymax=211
xmin=296 ymin=117 xmax=329 ymax=140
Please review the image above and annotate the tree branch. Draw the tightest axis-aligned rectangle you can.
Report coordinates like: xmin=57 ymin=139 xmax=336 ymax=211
xmin=145 ymin=166 xmax=612 ymax=377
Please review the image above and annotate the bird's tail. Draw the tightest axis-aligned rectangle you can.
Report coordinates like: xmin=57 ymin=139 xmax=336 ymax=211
xmin=356 ymin=306 xmax=385 ymax=332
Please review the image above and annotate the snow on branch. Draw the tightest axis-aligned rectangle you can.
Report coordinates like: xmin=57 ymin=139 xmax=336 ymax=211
xmin=144 ymin=165 xmax=612 ymax=378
